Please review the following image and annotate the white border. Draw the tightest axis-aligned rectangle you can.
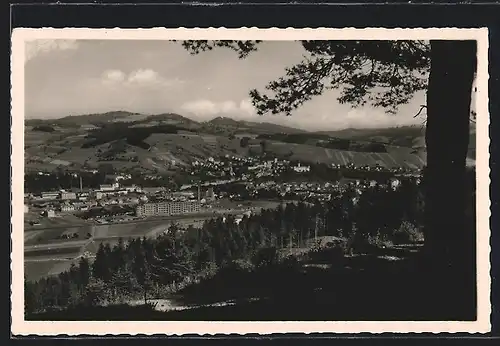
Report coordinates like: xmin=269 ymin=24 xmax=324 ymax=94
xmin=11 ymin=28 xmax=491 ymax=335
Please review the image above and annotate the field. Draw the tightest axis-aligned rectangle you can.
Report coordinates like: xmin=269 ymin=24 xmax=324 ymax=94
xmin=24 ymin=213 xmax=90 ymax=230
xmin=23 ymin=216 xmax=219 ymax=281
xmin=25 ymin=245 xmax=84 ymax=259
xmin=23 ymin=200 xmax=284 ymax=282
xmin=258 ymin=141 xmax=426 ymax=169
xmin=25 ymin=259 xmax=79 ymax=282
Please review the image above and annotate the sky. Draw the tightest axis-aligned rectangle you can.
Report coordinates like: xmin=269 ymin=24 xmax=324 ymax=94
xmin=24 ymin=39 xmax=430 ymax=131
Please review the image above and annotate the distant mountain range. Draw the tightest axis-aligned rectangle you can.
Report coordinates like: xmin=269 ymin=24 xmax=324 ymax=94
xmin=26 ymin=111 xmax=306 ymax=135
xmin=24 ymin=110 xmax=476 ymax=174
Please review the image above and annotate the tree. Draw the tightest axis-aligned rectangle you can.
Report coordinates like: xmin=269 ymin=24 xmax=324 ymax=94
xmin=181 ymin=39 xmax=477 ymax=274
xmin=83 ymin=277 xmax=107 ymax=307
xmin=239 ymin=136 xmax=250 ymax=148
xmin=259 ymin=140 xmax=268 ymax=155
xmin=92 ymin=243 xmax=112 ymax=282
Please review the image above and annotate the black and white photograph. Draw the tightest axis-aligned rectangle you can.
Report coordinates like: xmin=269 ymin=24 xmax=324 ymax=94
xmin=11 ymin=28 xmax=490 ymax=335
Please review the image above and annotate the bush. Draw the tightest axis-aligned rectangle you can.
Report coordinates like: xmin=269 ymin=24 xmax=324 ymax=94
xmin=222 ymin=259 xmax=254 ymax=273
xmin=392 ymin=221 xmax=424 ymax=244
xmin=251 ymin=247 xmax=279 ymax=268
xmin=32 ymin=125 xmax=55 ymax=132
xmin=346 ymin=225 xmax=392 ymax=255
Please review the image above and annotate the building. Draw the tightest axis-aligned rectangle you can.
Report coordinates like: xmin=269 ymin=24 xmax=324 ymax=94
xmin=142 ymin=187 xmax=165 ymax=195
xmin=81 ymin=124 xmax=98 ymax=131
xmin=61 ymin=191 xmax=77 ymax=201
xmin=205 ymin=187 xmax=215 ymax=201
xmin=46 ymin=209 xmax=56 ymax=218
xmin=390 ymin=177 xmax=401 ymax=190
xmin=99 ymin=183 xmax=119 ymax=191
xmin=24 ymin=204 xmax=29 ymax=213
xmin=78 ymin=192 xmax=90 ymax=201
xmin=124 ymin=185 xmax=142 ymax=193
xmin=136 ymin=201 xmax=201 ymax=217
xmin=94 ymin=191 xmax=104 ymax=200
xmin=41 ymin=191 xmax=60 ymax=200
xmin=293 ymin=163 xmax=310 ymax=173
xmin=61 ymin=204 xmax=75 ymax=212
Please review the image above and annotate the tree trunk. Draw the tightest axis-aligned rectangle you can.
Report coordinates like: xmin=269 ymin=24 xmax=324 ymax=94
xmin=425 ymin=40 xmax=476 ymax=313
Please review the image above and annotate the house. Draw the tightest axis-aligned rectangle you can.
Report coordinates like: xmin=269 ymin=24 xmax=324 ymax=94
xmin=78 ymin=192 xmax=90 ymax=201
xmin=61 ymin=204 xmax=75 ymax=212
xmin=142 ymin=187 xmax=165 ymax=195
xmin=80 ymin=124 xmax=98 ymax=131
xmin=124 ymin=185 xmax=142 ymax=193
xmin=293 ymin=163 xmax=310 ymax=173
xmin=46 ymin=209 xmax=56 ymax=218
xmin=205 ymin=187 xmax=215 ymax=201
xmin=390 ymin=177 xmax=401 ymax=190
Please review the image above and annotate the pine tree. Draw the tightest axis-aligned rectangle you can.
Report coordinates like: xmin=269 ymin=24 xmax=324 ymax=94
xmin=92 ymin=243 xmax=112 ymax=282
xmin=83 ymin=277 xmax=107 ymax=307
xmin=181 ymin=39 xmax=477 ymax=274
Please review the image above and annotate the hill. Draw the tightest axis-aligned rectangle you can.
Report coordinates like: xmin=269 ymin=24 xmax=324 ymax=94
xmin=23 ymin=111 xmax=476 ymax=174
xmin=26 ymin=111 xmax=141 ymax=129
xmin=202 ymin=116 xmax=308 ymax=135
xmin=316 ymin=125 xmax=427 ymax=148
xmin=316 ymin=125 xmax=476 ymax=159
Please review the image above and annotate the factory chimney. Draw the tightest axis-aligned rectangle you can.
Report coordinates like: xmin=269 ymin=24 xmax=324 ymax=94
xmin=198 ymin=182 xmax=201 ymax=203
xmin=79 ymin=175 xmax=83 ymax=192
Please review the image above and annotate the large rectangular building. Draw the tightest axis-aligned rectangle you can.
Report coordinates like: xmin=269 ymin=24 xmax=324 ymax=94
xmin=136 ymin=201 xmax=201 ymax=217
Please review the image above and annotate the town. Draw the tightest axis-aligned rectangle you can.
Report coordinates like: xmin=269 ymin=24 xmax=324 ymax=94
xmin=24 ymin=153 xmax=419 ymax=230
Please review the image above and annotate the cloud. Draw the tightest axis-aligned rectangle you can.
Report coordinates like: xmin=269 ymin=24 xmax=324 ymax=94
xmin=178 ymin=98 xmax=422 ymax=130
xmin=102 ymin=69 xmax=126 ymax=83
xmin=180 ymin=99 xmax=256 ymax=121
xmin=100 ymin=68 xmax=183 ymax=89
xmin=128 ymin=69 xmax=158 ymax=84
xmin=25 ymin=39 xmax=79 ymax=62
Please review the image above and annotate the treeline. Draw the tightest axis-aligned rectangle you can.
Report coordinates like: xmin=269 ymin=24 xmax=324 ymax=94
xmin=25 ymin=171 xmax=107 ymax=194
xmin=255 ymin=133 xmax=389 ymax=153
xmin=81 ymin=123 xmax=183 ymax=149
xmin=257 ymin=133 xmax=328 ymax=144
xmin=32 ymin=125 xmax=55 ymax=133
xmin=316 ymin=140 xmax=388 ymax=153
xmin=25 ymin=178 xmax=425 ymax=316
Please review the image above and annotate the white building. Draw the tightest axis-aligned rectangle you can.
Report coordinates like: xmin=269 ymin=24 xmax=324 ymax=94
xmin=136 ymin=201 xmax=201 ymax=217
xmin=41 ymin=191 xmax=60 ymax=200
xmin=61 ymin=204 xmax=75 ymax=212
xmin=24 ymin=204 xmax=29 ymax=213
xmin=293 ymin=163 xmax=310 ymax=173
xmin=124 ymin=185 xmax=142 ymax=193
xmin=99 ymin=183 xmax=119 ymax=191
xmin=61 ymin=191 xmax=77 ymax=200
xmin=78 ymin=192 xmax=89 ymax=201
xmin=390 ymin=178 xmax=401 ymax=190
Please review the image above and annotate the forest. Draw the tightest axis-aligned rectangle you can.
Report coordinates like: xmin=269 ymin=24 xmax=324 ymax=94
xmin=81 ymin=123 xmax=183 ymax=149
xmin=25 ymin=176 xmax=431 ymax=317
